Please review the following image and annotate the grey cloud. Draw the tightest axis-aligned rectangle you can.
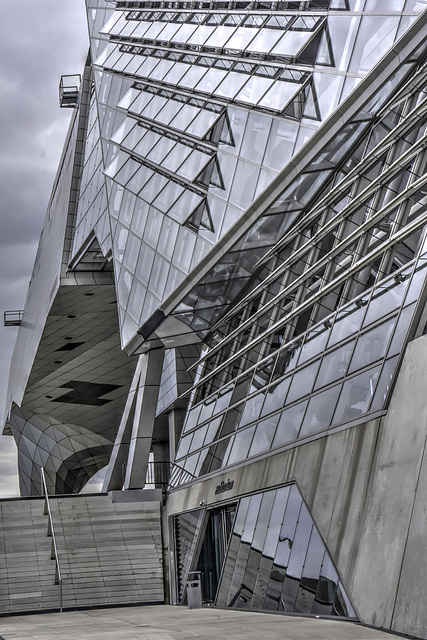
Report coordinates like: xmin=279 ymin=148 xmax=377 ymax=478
xmin=0 ymin=0 xmax=89 ymax=498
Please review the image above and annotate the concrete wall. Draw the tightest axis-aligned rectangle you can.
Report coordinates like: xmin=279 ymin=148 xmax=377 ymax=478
xmin=164 ymin=334 xmax=427 ymax=638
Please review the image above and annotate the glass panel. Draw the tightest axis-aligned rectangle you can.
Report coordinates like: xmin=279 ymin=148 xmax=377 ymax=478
xmin=299 ymin=325 xmax=331 ymax=366
xmin=286 ymin=503 xmax=313 ymax=581
xmin=370 ymin=356 xmax=399 ymax=412
xmin=162 ymin=143 xmax=193 ymax=172
xmin=117 ymin=87 xmax=140 ymax=110
xmin=134 ymin=57 xmax=161 ymax=79
xmin=215 ymin=72 xmax=249 ymax=99
xmin=264 ymin=119 xmax=298 ymax=171
xmin=387 ymin=303 xmax=415 ymax=357
xmin=129 ymin=90 xmax=155 ymax=115
xmin=299 ymin=385 xmax=342 ymax=439
xmin=328 ymin=303 xmax=366 ymax=347
xmin=140 ymin=173 xmax=169 ymax=204
xmin=263 ymin=486 xmax=290 ymax=558
xmin=272 ymin=401 xmax=307 ymax=447
xmin=175 ymin=432 xmax=193 ymax=460
xmin=178 ymin=150 xmax=211 ymax=181
xmin=187 ymin=25 xmax=216 ymax=45
xmin=203 ymin=417 xmax=222 ymax=446
xmin=229 ymin=160 xmax=260 ymax=210
xmin=186 ymin=110 xmax=220 ymax=138
xmin=404 ymin=267 xmax=426 ymax=305
xmin=235 ymin=76 xmax=274 ymax=106
xmin=240 ymin=112 xmax=271 ymax=164
xmin=163 ymin=62 xmax=191 ymax=85
xmin=225 ymin=27 xmax=258 ymax=51
xmin=226 ymin=426 xmax=256 ymax=465
xmin=286 ymin=360 xmax=320 ymax=404
xmin=258 ymin=80 xmax=301 ymax=111
xmin=170 ymin=104 xmax=201 ymax=132
xmin=348 ymin=317 xmax=396 ymax=374
xmin=148 ymin=59 xmax=175 ymax=81
xmin=349 ymin=16 xmax=399 ymax=74
xmin=140 ymin=95 xmax=167 ymax=120
xmin=179 ymin=65 xmax=209 ymax=89
xmin=314 ymin=340 xmax=356 ymax=391
xmin=204 ymin=25 xmax=237 ymax=48
xmin=271 ymin=31 xmax=312 ymax=56
xmin=189 ymin=424 xmax=209 ymax=452
xmin=241 ymin=493 xmax=263 ymax=544
xmin=152 ymin=181 xmax=185 ymax=214
xmin=248 ymin=415 xmax=280 ymax=458
xmin=260 ymin=377 xmax=291 ymax=417
xmin=169 ymin=191 xmax=204 ymax=225
xmin=195 ymin=68 xmax=228 ymax=94
xmin=239 ymin=393 xmax=264 ymax=428
xmin=182 ymin=405 xmax=202 ymax=434
xmin=332 ymin=365 xmax=381 ymax=424
xmin=246 ymin=29 xmax=283 ymax=53
xmin=171 ymin=23 xmax=198 ymax=43
xmin=363 ymin=278 xmax=407 ymax=327
xmin=147 ymin=136 xmax=176 ymax=165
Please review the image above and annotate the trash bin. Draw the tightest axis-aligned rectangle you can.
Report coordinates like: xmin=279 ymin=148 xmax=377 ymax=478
xmin=186 ymin=571 xmax=202 ymax=609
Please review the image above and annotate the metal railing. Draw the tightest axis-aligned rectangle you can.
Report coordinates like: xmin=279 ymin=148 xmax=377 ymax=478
xmin=3 ymin=310 xmax=23 ymax=326
xmin=120 ymin=460 xmax=197 ymax=490
xmin=40 ymin=468 xmax=62 ymax=612
xmin=145 ymin=461 xmax=197 ymax=489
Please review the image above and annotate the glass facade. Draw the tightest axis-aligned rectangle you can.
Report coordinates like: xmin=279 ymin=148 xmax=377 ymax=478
xmin=173 ymin=484 xmax=356 ymax=617
xmin=84 ymin=0 xmax=425 ymax=348
xmin=170 ymin=45 xmax=427 ymax=484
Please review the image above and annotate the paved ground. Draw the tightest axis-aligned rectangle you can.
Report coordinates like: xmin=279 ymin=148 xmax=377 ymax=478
xmin=0 ymin=606 xmax=404 ymax=640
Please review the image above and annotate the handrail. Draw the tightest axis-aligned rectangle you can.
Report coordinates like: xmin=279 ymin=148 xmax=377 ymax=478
xmin=40 ymin=468 xmax=62 ymax=612
xmin=145 ymin=461 xmax=197 ymax=489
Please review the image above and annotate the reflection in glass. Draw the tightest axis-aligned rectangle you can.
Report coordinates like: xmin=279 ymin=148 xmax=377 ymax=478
xmin=272 ymin=401 xmax=307 ymax=447
xmin=248 ymin=415 xmax=279 ymax=458
xmin=370 ymin=356 xmax=399 ymax=412
xmin=227 ymin=426 xmax=256 ymax=466
xmin=348 ymin=317 xmax=395 ymax=374
xmin=299 ymin=385 xmax=341 ymax=438
xmin=215 ymin=485 xmax=355 ymax=617
xmin=314 ymin=341 xmax=355 ymax=390
xmin=332 ymin=365 xmax=381 ymax=424
xmin=287 ymin=360 xmax=319 ymax=404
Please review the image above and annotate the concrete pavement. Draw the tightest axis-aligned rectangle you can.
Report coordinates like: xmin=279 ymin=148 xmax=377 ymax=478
xmin=0 ymin=606 xmax=405 ymax=640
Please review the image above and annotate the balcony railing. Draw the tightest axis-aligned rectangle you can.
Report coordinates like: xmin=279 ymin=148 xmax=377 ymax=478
xmin=59 ymin=75 xmax=81 ymax=108
xmin=4 ymin=310 xmax=23 ymax=326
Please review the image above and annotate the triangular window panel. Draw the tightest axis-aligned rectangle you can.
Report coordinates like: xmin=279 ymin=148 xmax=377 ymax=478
xmin=185 ymin=199 xmax=215 ymax=233
xmin=296 ymin=27 xmax=325 ymax=67
xmin=303 ymin=83 xmax=321 ymax=122
xmin=314 ymin=25 xmax=335 ymax=67
xmin=214 ymin=483 xmax=357 ymax=618
xmin=195 ymin=156 xmax=225 ymax=190
xmin=204 ymin=111 xmax=235 ymax=147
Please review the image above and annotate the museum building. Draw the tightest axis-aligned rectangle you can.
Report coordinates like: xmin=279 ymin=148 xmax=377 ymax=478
xmin=4 ymin=1 xmax=427 ymax=636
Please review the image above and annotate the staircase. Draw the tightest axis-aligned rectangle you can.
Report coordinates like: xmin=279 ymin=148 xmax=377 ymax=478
xmin=0 ymin=497 xmax=59 ymax=613
xmin=0 ymin=491 xmax=164 ymax=614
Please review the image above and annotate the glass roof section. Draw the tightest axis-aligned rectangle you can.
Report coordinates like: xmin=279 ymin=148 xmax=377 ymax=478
xmin=87 ymin=0 xmax=427 ymax=350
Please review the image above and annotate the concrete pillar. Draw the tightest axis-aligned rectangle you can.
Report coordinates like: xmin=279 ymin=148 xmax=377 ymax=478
xmin=103 ymin=348 xmax=164 ymax=491
xmin=124 ymin=347 xmax=165 ymax=490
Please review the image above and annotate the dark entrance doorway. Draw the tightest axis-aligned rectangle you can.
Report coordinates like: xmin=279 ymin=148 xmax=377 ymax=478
xmin=196 ymin=505 xmax=236 ymax=603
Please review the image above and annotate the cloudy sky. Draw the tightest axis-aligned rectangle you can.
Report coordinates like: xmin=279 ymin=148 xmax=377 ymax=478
xmin=0 ymin=1 xmax=89 ymax=497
